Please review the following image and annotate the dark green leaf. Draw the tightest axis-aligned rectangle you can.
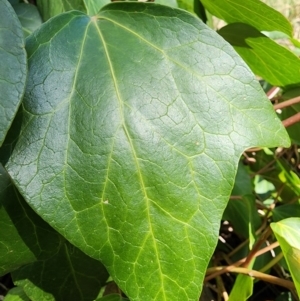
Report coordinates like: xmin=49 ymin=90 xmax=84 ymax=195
xmin=218 ymin=23 xmax=300 ymax=87
xmin=0 ymin=163 xmax=60 ymax=276
xmin=201 ymin=0 xmax=292 ymax=37
xmin=223 ymin=163 xmax=260 ymax=240
xmin=273 ymin=204 xmax=300 ymax=222
xmin=8 ymin=0 xmax=19 ymax=5
xmin=194 ymin=0 xmax=207 ymax=22
xmin=223 ymin=195 xmax=260 ymax=241
xmin=36 ymin=0 xmax=86 ymax=21
xmin=12 ymin=241 xmax=108 ymax=301
xmin=155 ymin=0 xmax=178 ymax=8
xmin=13 ymin=3 xmax=43 ymax=37
xmin=0 ymin=0 xmax=26 ymax=147
xmin=7 ymin=4 xmax=290 ymax=301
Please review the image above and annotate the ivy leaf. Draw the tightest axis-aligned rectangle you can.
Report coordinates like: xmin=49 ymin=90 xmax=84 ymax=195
xmin=201 ymin=0 xmax=292 ymax=37
xmin=0 ymin=0 xmax=26 ymax=147
xmin=7 ymin=3 xmax=290 ymax=301
xmin=218 ymin=23 xmax=300 ymax=87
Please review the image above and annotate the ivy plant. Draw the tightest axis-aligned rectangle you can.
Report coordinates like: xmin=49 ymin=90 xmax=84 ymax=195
xmin=1 ymin=0 xmax=300 ymax=300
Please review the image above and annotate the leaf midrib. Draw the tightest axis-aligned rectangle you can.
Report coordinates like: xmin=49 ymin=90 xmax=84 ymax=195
xmin=93 ymin=19 xmax=168 ymax=300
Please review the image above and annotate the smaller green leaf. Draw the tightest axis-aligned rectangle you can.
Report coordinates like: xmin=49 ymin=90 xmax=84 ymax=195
xmin=218 ymin=23 xmax=300 ymax=87
xmin=0 ymin=0 xmax=26 ymax=146
xmin=36 ymin=0 xmax=86 ymax=21
xmin=0 ymin=163 xmax=61 ymax=276
xmin=224 ymin=163 xmax=260 ymax=241
xmin=228 ymin=274 xmax=253 ymax=301
xmin=193 ymin=0 xmax=206 ymax=22
xmin=3 ymin=287 xmax=30 ymax=301
xmin=201 ymin=0 xmax=292 ymax=37
xmin=83 ymin=0 xmax=110 ymax=15
xmin=176 ymin=0 xmax=193 ymax=13
xmin=271 ymin=218 xmax=300 ymax=297
xmin=155 ymin=0 xmax=178 ymax=8
xmin=13 ymin=3 xmax=43 ymax=37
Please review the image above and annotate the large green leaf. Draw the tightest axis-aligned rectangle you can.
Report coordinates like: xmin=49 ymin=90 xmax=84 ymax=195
xmin=271 ymin=218 xmax=300 ymax=297
xmin=36 ymin=0 xmax=86 ymax=21
xmin=7 ymin=3 xmax=290 ymax=301
xmin=200 ymin=0 xmax=292 ymax=37
xmin=0 ymin=0 xmax=26 ymax=147
xmin=218 ymin=23 xmax=300 ymax=87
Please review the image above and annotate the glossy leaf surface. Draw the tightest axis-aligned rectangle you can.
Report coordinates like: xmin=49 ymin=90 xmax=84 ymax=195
xmin=201 ymin=0 xmax=292 ymax=37
xmin=218 ymin=23 xmax=300 ymax=87
xmin=273 ymin=204 xmax=300 ymax=222
xmin=7 ymin=4 xmax=290 ymax=301
xmin=0 ymin=0 xmax=26 ymax=146
xmin=271 ymin=218 xmax=300 ymax=297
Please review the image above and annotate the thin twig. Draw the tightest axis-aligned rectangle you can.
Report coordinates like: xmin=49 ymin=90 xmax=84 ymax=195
xmin=282 ymin=112 xmax=300 ymax=128
xmin=274 ymin=95 xmax=300 ymax=110
xmin=206 ymin=242 xmax=280 ymax=281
